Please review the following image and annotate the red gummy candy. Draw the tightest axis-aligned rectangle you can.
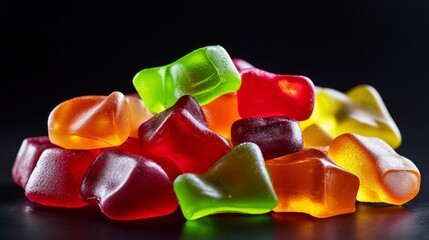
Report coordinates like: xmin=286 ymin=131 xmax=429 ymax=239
xmin=139 ymin=96 xmax=231 ymax=174
xmin=233 ymin=58 xmax=255 ymax=72
xmin=25 ymin=148 xmax=95 ymax=208
xmin=156 ymin=95 xmax=207 ymax=127
xmin=12 ymin=136 xmax=58 ymax=189
xmin=237 ymin=67 xmax=315 ymax=121
xmin=80 ymin=150 xmax=179 ymax=220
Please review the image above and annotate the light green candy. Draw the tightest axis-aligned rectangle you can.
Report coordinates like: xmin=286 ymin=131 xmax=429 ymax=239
xmin=173 ymin=142 xmax=278 ymax=220
xmin=132 ymin=45 xmax=242 ymax=114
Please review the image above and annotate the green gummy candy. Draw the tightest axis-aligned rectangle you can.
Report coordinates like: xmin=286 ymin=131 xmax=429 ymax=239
xmin=132 ymin=45 xmax=242 ymax=114
xmin=173 ymin=142 xmax=278 ymax=220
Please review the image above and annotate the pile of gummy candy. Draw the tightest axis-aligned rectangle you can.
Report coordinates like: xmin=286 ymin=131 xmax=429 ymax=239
xmin=12 ymin=45 xmax=420 ymax=221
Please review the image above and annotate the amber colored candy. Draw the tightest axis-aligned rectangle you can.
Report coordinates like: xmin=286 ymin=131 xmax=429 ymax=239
xmin=266 ymin=148 xmax=360 ymax=218
xmin=48 ymin=91 xmax=132 ymax=149
xmin=125 ymin=93 xmax=154 ymax=138
xmin=302 ymin=124 xmax=333 ymax=153
xmin=201 ymin=92 xmax=241 ymax=140
xmin=327 ymin=133 xmax=420 ymax=205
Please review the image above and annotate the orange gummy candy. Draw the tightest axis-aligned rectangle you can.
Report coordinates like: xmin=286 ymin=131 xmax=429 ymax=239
xmin=266 ymin=148 xmax=359 ymax=218
xmin=48 ymin=91 xmax=132 ymax=149
xmin=201 ymin=92 xmax=241 ymax=140
xmin=327 ymin=133 xmax=420 ymax=205
xmin=125 ymin=94 xmax=154 ymax=138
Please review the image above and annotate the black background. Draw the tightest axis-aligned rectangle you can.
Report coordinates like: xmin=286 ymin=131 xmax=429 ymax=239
xmin=1 ymin=1 xmax=429 ymax=239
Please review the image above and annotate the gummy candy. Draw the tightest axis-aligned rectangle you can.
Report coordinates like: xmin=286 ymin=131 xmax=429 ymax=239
xmin=12 ymin=136 xmax=58 ymax=188
xmin=302 ymin=123 xmax=333 ymax=153
xmin=236 ymin=65 xmax=315 ymax=121
xmin=300 ymin=84 xmax=402 ymax=149
xmin=48 ymin=91 xmax=132 ymax=149
xmin=125 ymin=93 xmax=154 ymax=138
xmin=266 ymin=148 xmax=359 ymax=218
xmin=151 ymin=94 xmax=207 ymax=127
xmin=139 ymin=95 xmax=231 ymax=174
xmin=11 ymin=45 xmax=422 ymax=222
xmin=133 ymin=45 xmax=242 ymax=114
xmin=25 ymin=148 xmax=95 ymax=208
xmin=173 ymin=142 xmax=278 ymax=220
xmin=327 ymin=133 xmax=420 ymax=205
xmin=201 ymin=92 xmax=241 ymax=141
xmin=231 ymin=116 xmax=303 ymax=160
xmin=80 ymin=150 xmax=178 ymax=220
xmin=232 ymin=58 xmax=254 ymax=71
xmin=91 ymin=137 xmax=142 ymax=157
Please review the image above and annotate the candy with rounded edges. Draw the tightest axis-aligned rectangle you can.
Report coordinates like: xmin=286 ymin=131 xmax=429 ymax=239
xmin=133 ymin=45 xmax=241 ymax=114
xmin=174 ymin=142 xmax=278 ymax=220
xmin=48 ymin=91 xmax=132 ymax=149
xmin=266 ymin=148 xmax=359 ymax=218
xmin=327 ymin=133 xmax=420 ymax=205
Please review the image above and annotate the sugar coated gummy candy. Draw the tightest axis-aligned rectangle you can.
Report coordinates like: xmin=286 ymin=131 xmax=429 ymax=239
xmin=173 ymin=142 xmax=278 ymax=220
xmin=327 ymin=133 xmax=420 ymax=205
xmin=266 ymin=148 xmax=360 ymax=218
xmin=133 ymin=45 xmax=242 ymax=114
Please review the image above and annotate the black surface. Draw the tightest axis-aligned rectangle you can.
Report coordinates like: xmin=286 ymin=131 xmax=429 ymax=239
xmin=2 ymin=1 xmax=429 ymax=239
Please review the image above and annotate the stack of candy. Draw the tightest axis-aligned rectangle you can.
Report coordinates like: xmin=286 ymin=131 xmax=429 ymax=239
xmin=12 ymin=45 xmax=421 ymax=221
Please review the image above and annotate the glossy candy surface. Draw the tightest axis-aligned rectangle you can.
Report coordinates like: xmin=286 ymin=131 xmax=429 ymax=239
xmin=133 ymin=45 xmax=242 ymax=114
xmin=300 ymin=84 xmax=402 ymax=149
xmin=25 ymin=148 xmax=95 ymax=208
xmin=12 ymin=136 xmax=58 ymax=188
xmin=80 ymin=150 xmax=178 ymax=220
xmin=48 ymin=91 xmax=132 ymax=149
xmin=125 ymin=93 xmax=154 ymax=138
xmin=174 ymin=142 xmax=278 ymax=220
xmin=11 ymin=46 xmax=422 ymax=222
xmin=237 ymin=67 xmax=315 ymax=121
xmin=327 ymin=133 xmax=420 ymax=205
xmin=139 ymin=95 xmax=231 ymax=174
xmin=231 ymin=116 xmax=303 ymax=160
xmin=302 ymin=124 xmax=333 ymax=153
xmin=266 ymin=148 xmax=360 ymax=218
xmin=201 ymin=92 xmax=241 ymax=141
xmin=232 ymin=58 xmax=254 ymax=72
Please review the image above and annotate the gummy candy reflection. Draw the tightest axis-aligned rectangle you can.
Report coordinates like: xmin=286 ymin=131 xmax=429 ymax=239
xmin=271 ymin=204 xmax=416 ymax=240
xmin=181 ymin=214 xmax=273 ymax=239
